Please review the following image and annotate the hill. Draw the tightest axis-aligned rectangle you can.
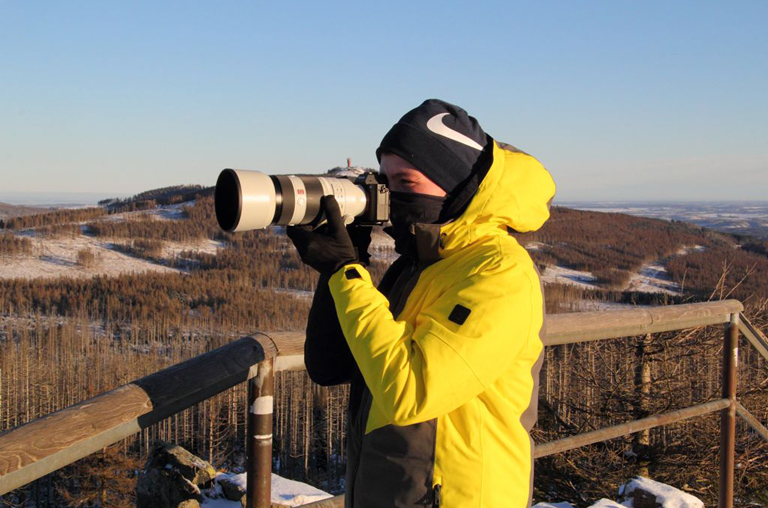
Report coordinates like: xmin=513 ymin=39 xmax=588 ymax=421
xmin=514 ymin=206 xmax=768 ymax=304
xmin=102 ymin=184 xmax=213 ymax=213
xmin=1 ymin=186 xmax=767 ymax=306
xmin=0 ymin=202 xmax=52 ymax=220
xmin=563 ymin=201 xmax=768 ymax=240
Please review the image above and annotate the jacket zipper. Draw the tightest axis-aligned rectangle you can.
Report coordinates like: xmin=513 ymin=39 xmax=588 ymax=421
xmin=433 ymin=484 xmax=442 ymax=507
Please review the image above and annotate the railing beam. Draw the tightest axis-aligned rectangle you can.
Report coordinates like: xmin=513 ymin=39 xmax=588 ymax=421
xmin=545 ymin=300 xmax=743 ymax=346
xmin=739 ymin=314 xmax=768 ymax=362
xmin=0 ymin=334 xmax=282 ymax=496
xmin=736 ymin=402 xmax=768 ymax=443
xmin=534 ymin=398 xmax=729 ymax=458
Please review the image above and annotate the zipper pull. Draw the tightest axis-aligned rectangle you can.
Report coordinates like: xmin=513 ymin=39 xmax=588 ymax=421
xmin=433 ymin=484 xmax=442 ymax=507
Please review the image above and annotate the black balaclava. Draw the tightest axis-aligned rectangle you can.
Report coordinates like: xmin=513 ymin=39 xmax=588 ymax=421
xmin=377 ymin=99 xmax=493 ymax=254
xmin=385 ymin=191 xmax=446 ymax=254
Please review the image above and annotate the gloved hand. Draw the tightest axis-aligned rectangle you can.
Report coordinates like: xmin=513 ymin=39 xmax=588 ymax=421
xmin=347 ymin=224 xmax=372 ymax=266
xmin=286 ymin=196 xmax=359 ymax=275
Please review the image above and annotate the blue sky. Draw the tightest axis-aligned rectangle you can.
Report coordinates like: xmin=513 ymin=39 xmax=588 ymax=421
xmin=1 ymin=1 xmax=766 ymax=202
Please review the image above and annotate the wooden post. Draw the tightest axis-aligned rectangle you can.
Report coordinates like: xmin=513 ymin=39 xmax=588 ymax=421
xmin=633 ymin=333 xmax=652 ymax=477
xmin=719 ymin=313 xmax=738 ymax=508
xmin=247 ymin=359 xmax=274 ymax=508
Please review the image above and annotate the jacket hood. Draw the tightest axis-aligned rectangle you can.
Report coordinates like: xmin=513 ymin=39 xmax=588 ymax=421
xmin=418 ymin=141 xmax=555 ymax=258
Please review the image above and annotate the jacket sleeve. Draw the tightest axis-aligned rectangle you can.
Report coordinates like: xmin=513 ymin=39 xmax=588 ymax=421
xmin=304 ymin=273 xmax=356 ymax=386
xmin=328 ymin=261 xmax=541 ymax=425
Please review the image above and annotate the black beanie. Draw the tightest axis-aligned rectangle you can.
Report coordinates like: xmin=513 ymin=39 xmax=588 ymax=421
xmin=376 ymin=99 xmax=492 ymax=194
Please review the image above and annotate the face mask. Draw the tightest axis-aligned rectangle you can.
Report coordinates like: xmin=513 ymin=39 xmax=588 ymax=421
xmin=384 ymin=191 xmax=446 ymax=255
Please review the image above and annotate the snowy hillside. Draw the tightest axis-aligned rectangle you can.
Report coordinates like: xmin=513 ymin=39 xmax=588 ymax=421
xmin=0 ymin=202 xmax=223 ymax=280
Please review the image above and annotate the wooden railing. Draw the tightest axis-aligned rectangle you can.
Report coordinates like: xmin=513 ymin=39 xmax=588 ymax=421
xmin=1 ymin=300 xmax=767 ymax=508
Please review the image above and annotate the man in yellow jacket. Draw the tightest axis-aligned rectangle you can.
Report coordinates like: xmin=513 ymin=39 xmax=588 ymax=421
xmin=288 ymin=99 xmax=556 ymax=508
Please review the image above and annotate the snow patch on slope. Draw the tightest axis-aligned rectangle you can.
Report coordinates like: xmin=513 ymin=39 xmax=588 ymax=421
xmin=0 ymin=232 xmax=222 ymax=280
xmin=540 ymin=265 xmax=601 ymax=290
xmin=532 ymin=244 xmax=707 ymax=295
xmin=625 ymin=261 xmax=680 ymax=295
xmin=624 ymin=245 xmax=706 ymax=296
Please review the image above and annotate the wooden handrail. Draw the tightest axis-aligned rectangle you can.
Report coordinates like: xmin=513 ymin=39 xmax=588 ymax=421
xmin=545 ymin=300 xmax=743 ymax=345
xmin=535 ymin=398 xmax=731 ymax=458
xmin=0 ymin=300 xmax=748 ymax=496
xmin=0 ymin=333 xmax=287 ymax=495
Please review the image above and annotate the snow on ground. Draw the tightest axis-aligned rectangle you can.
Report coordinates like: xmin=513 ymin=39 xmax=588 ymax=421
xmin=82 ymin=201 xmax=191 ymax=225
xmin=146 ymin=202 xmax=189 ymax=220
xmin=535 ymin=245 xmax=707 ymax=295
xmin=163 ymin=238 xmax=225 ymax=258
xmin=561 ymin=201 xmax=768 ymax=238
xmin=0 ymin=201 xmax=227 ymax=280
xmin=0 ymin=233 xmax=174 ymax=280
xmin=624 ymin=245 xmax=706 ymax=296
xmin=200 ymin=474 xmax=704 ymax=508
xmin=524 ymin=241 xmax=547 ymax=251
xmin=625 ymin=261 xmax=681 ymax=295
xmin=201 ymin=472 xmax=333 ymax=507
xmin=620 ymin=477 xmax=703 ymax=508
xmin=0 ymin=231 xmax=223 ymax=280
xmin=676 ymin=245 xmax=706 ymax=256
xmin=540 ymin=502 xmax=634 ymax=508
xmin=587 ymin=501 xmax=625 ymax=508
xmin=540 ymin=265 xmax=601 ymax=289
xmin=268 ymin=288 xmax=314 ymax=299
xmin=532 ymin=476 xmax=704 ymax=508
xmin=370 ymin=231 xmax=397 ymax=262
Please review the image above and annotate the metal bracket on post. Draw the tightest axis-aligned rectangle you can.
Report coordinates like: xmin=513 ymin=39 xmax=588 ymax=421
xmin=719 ymin=313 xmax=739 ymax=508
xmin=247 ymin=358 xmax=275 ymax=508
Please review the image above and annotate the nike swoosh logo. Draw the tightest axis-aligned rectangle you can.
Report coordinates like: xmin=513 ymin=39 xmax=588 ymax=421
xmin=426 ymin=113 xmax=484 ymax=151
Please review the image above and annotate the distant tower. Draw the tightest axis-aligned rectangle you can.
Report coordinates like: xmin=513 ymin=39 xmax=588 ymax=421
xmin=347 ymin=158 xmax=352 ymax=168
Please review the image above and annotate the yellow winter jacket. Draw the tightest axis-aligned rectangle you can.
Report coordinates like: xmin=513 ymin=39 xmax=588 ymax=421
xmin=329 ymin=141 xmax=556 ymax=508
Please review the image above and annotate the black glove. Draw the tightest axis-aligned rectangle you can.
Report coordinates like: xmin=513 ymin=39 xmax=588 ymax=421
xmin=286 ymin=196 xmax=359 ymax=275
xmin=347 ymin=224 xmax=372 ymax=266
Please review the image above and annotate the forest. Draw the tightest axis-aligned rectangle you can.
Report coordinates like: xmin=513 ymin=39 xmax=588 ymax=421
xmin=515 ymin=207 xmax=768 ymax=302
xmin=0 ymin=189 xmax=766 ymax=507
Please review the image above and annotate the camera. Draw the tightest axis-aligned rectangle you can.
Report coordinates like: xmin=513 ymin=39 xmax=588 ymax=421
xmin=215 ymin=169 xmax=390 ymax=232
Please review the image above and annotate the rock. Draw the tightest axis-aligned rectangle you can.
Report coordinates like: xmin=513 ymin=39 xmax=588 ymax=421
xmin=157 ymin=440 xmax=217 ymax=485
xmin=619 ymin=477 xmax=703 ymax=508
xmin=217 ymin=474 xmax=247 ymax=506
xmin=136 ymin=441 xmax=217 ymax=508
xmin=627 ymin=487 xmax=661 ymax=508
